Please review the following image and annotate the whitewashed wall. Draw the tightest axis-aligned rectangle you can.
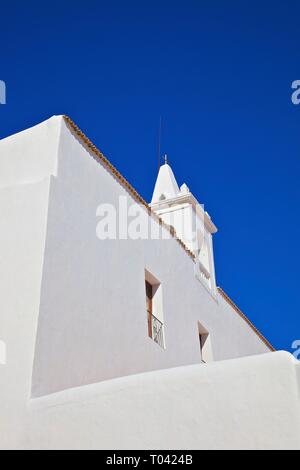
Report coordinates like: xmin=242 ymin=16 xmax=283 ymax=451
xmin=0 ymin=180 xmax=51 ymax=448
xmin=0 ymin=117 xmax=293 ymax=450
xmin=0 ymin=117 xmax=61 ymax=447
xmin=12 ymin=352 xmax=300 ymax=450
xmin=31 ymin=117 xmax=271 ymax=397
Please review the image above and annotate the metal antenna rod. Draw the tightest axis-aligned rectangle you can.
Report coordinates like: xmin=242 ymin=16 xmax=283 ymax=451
xmin=157 ymin=116 xmax=162 ymax=172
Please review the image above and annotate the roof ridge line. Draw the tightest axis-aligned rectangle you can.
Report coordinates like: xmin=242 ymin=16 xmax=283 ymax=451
xmin=62 ymin=115 xmax=196 ymax=262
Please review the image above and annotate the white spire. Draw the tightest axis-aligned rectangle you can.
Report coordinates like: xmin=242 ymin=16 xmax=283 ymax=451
xmin=151 ymin=158 xmax=180 ymax=203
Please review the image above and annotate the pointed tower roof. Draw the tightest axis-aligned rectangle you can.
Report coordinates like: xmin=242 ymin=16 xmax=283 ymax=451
xmin=151 ymin=160 xmax=180 ymax=203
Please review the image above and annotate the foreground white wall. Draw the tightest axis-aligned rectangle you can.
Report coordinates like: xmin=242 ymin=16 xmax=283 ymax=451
xmin=0 ymin=117 xmax=61 ymax=446
xmin=16 ymin=352 xmax=300 ymax=449
xmin=0 ymin=179 xmax=51 ymax=447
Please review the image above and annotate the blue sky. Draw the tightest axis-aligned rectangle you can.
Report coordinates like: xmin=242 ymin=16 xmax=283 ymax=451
xmin=0 ymin=1 xmax=299 ymax=352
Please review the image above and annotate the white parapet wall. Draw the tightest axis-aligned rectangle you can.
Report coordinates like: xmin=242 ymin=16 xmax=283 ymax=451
xmin=0 ymin=351 xmax=297 ymax=450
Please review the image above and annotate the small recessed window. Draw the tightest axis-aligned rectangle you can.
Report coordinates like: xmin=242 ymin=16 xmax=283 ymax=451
xmin=145 ymin=271 xmax=165 ymax=349
xmin=198 ymin=322 xmax=213 ymax=363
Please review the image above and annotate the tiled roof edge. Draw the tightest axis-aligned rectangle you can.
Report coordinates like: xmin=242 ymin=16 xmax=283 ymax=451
xmin=63 ymin=115 xmax=196 ymax=262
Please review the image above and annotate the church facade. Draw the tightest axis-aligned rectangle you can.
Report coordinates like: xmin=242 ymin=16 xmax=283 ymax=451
xmin=0 ymin=116 xmax=299 ymax=450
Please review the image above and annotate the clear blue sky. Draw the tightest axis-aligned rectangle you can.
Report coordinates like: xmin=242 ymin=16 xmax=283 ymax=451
xmin=0 ymin=1 xmax=299 ymax=352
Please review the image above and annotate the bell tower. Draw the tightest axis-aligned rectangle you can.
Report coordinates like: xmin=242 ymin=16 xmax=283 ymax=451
xmin=150 ymin=158 xmax=218 ymax=295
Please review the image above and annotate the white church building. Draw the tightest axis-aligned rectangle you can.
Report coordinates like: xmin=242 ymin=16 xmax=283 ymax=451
xmin=0 ymin=115 xmax=299 ymax=450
